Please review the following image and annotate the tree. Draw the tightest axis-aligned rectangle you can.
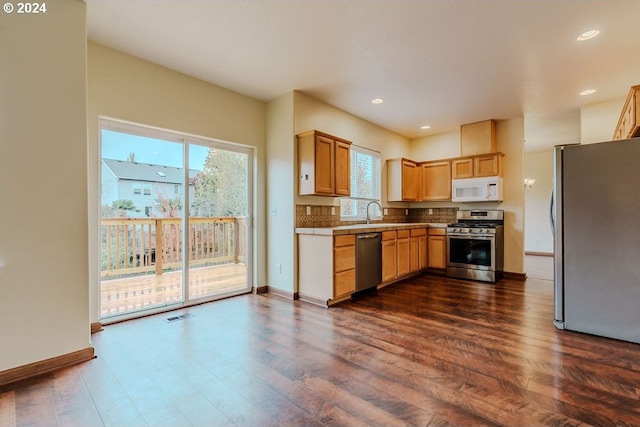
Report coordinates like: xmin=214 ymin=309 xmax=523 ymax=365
xmin=191 ymin=148 xmax=247 ymax=217
xmin=154 ymin=190 xmax=182 ymax=218
xmin=111 ymin=199 xmax=139 ymax=217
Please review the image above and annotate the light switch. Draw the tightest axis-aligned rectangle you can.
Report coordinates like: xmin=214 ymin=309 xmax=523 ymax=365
xmin=306 ymin=206 xmax=311 ymax=215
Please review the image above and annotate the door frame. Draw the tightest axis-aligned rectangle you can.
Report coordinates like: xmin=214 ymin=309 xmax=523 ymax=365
xmin=97 ymin=116 xmax=254 ymax=324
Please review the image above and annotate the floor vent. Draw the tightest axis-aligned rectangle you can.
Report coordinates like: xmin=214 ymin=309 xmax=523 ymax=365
xmin=165 ymin=313 xmax=194 ymax=323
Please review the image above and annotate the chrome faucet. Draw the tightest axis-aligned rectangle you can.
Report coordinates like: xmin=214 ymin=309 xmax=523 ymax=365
xmin=366 ymin=201 xmax=382 ymax=224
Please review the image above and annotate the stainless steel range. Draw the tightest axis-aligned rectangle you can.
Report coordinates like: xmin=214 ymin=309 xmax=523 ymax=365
xmin=446 ymin=210 xmax=504 ymax=283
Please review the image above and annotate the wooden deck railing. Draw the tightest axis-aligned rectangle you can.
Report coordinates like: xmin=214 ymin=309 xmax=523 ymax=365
xmin=101 ymin=216 xmax=247 ymax=278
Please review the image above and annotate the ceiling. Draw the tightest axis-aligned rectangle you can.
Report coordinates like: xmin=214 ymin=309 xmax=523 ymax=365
xmin=85 ymin=0 xmax=640 ymax=153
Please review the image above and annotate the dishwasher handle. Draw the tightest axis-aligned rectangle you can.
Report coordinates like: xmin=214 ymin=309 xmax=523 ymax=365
xmin=357 ymin=233 xmax=380 ymax=239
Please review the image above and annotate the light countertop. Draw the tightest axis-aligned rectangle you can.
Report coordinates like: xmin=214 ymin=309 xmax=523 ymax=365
xmin=295 ymin=222 xmax=448 ymax=236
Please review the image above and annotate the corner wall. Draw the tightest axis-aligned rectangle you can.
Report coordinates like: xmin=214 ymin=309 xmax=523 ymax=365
xmin=524 ymin=150 xmax=553 ymax=253
xmin=0 ymin=0 xmax=91 ymax=371
xmin=266 ymin=93 xmax=295 ymax=293
xmin=409 ymin=118 xmax=525 ymax=274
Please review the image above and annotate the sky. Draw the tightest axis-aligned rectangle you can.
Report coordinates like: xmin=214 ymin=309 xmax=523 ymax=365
xmin=101 ymin=129 xmax=208 ymax=170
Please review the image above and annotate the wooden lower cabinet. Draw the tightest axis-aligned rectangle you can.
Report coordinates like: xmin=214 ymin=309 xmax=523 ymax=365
xmin=396 ymin=230 xmax=410 ymax=277
xmin=410 ymin=228 xmax=427 ymax=273
xmin=428 ymin=228 xmax=447 ymax=269
xmin=381 ymin=231 xmax=397 ymax=283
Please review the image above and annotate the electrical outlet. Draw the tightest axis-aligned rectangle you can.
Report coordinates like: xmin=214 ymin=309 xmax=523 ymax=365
xmin=428 ymin=208 xmax=433 ymax=215
xmin=271 ymin=207 xmax=278 ymax=215
xmin=276 ymin=264 xmax=282 ymax=274
xmin=331 ymin=207 xmax=336 ymax=215
xmin=383 ymin=208 xmax=388 ymax=216
xmin=306 ymin=206 xmax=311 ymax=215
xmin=405 ymin=209 xmax=409 ymax=215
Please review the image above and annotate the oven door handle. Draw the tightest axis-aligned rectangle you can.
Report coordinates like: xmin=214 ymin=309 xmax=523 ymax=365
xmin=447 ymin=234 xmax=494 ymax=239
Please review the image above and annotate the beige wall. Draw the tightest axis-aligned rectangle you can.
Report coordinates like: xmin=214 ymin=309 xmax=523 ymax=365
xmin=581 ymin=98 xmax=624 ymax=144
xmin=524 ymin=150 xmax=554 ymax=253
xmin=293 ymin=91 xmax=410 ymax=209
xmin=87 ymin=42 xmax=267 ymax=322
xmin=411 ymin=131 xmax=460 ymax=161
xmin=266 ymin=93 xmax=295 ymax=292
xmin=0 ymin=0 xmax=90 ymax=371
xmin=409 ymin=118 xmax=526 ymax=274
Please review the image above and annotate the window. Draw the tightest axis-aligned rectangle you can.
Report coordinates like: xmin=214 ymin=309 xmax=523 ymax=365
xmin=143 ymin=183 xmax=152 ymax=195
xmin=340 ymin=146 xmax=382 ymax=220
xmin=132 ymin=182 xmax=142 ymax=195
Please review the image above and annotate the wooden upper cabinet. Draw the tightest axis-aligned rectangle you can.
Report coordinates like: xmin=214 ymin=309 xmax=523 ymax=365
xmin=474 ymin=153 xmax=504 ymax=177
xmin=451 ymin=157 xmax=474 ymax=179
xmin=297 ymin=130 xmax=351 ymax=197
xmin=420 ymin=160 xmax=451 ymax=201
xmin=387 ymin=158 xmax=418 ymax=202
xmin=334 ymin=140 xmax=351 ymax=196
xmin=613 ymin=85 xmax=640 ymax=141
xmin=452 ymin=153 xmax=504 ymax=178
xmin=461 ymin=119 xmax=496 ymax=156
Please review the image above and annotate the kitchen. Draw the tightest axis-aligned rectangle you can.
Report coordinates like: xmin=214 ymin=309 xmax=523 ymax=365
xmin=4 ymin=3 xmax=640 ymax=423
xmin=294 ymin=120 xmax=511 ymax=306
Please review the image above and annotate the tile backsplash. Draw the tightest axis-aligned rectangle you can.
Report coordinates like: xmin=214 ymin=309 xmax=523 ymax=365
xmin=295 ymin=205 xmax=457 ymax=228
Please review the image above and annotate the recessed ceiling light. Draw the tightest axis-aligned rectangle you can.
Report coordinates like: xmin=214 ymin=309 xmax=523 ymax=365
xmin=580 ymin=89 xmax=596 ymax=96
xmin=371 ymin=98 xmax=384 ymax=104
xmin=420 ymin=125 xmax=431 ymax=130
xmin=577 ymin=29 xmax=600 ymax=41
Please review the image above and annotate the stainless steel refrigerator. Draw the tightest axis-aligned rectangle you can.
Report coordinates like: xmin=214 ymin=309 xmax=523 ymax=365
xmin=552 ymin=138 xmax=640 ymax=344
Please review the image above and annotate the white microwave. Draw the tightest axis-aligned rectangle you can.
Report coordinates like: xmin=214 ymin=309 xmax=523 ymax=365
xmin=452 ymin=177 xmax=503 ymax=202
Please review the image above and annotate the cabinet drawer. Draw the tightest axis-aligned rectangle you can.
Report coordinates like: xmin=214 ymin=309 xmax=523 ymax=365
xmin=428 ymin=228 xmax=446 ymax=236
xmin=334 ymin=235 xmax=355 ymax=247
xmin=334 ymin=246 xmax=355 ymax=272
xmin=382 ymin=230 xmax=397 ymax=241
xmin=410 ymin=228 xmax=426 ymax=237
xmin=397 ymin=230 xmax=410 ymax=239
xmin=334 ymin=269 xmax=355 ymax=297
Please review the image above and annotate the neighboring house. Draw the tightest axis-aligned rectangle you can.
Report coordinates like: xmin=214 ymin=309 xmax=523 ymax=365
xmin=101 ymin=158 xmax=200 ymax=217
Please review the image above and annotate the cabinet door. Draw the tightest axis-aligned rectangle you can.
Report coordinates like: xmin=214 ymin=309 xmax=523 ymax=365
xmin=333 ymin=235 xmax=355 ymax=297
xmin=334 ymin=269 xmax=355 ymax=297
xmin=452 ymin=158 xmax=474 ymax=179
xmin=410 ymin=236 xmax=419 ymax=273
xmin=421 ymin=161 xmax=451 ymax=200
xmin=418 ymin=235 xmax=428 ymax=270
xmin=382 ymin=239 xmax=397 ymax=282
xmin=396 ymin=231 xmax=410 ymax=277
xmin=428 ymin=235 xmax=446 ymax=269
xmin=474 ymin=153 xmax=502 ymax=177
xmin=314 ymin=135 xmax=335 ymax=195
xmin=334 ymin=140 xmax=351 ymax=196
xmin=402 ymin=160 xmax=418 ymax=201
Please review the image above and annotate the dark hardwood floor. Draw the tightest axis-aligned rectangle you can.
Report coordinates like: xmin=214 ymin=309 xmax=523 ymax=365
xmin=2 ymin=268 xmax=640 ymax=426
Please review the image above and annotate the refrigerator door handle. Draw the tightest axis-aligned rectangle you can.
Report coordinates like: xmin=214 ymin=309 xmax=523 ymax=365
xmin=549 ymin=191 xmax=555 ymax=236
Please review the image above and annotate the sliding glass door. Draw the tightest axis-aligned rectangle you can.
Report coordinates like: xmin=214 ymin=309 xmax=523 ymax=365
xmin=99 ymin=119 xmax=252 ymax=320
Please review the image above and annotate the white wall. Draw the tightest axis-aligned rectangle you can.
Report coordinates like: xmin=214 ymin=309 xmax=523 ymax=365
xmin=0 ymin=0 xmax=91 ymax=371
xmin=524 ymin=150 xmax=554 ymax=253
xmin=87 ymin=42 xmax=267 ymax=323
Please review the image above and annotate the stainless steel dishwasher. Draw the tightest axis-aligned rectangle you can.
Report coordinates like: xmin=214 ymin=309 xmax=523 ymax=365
xmin=356 ymin=233 xmax=382 ymax=292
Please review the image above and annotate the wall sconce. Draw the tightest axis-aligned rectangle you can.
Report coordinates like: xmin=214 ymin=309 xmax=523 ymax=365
xmin=524 ymin=178 xmax=536 ymax=188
